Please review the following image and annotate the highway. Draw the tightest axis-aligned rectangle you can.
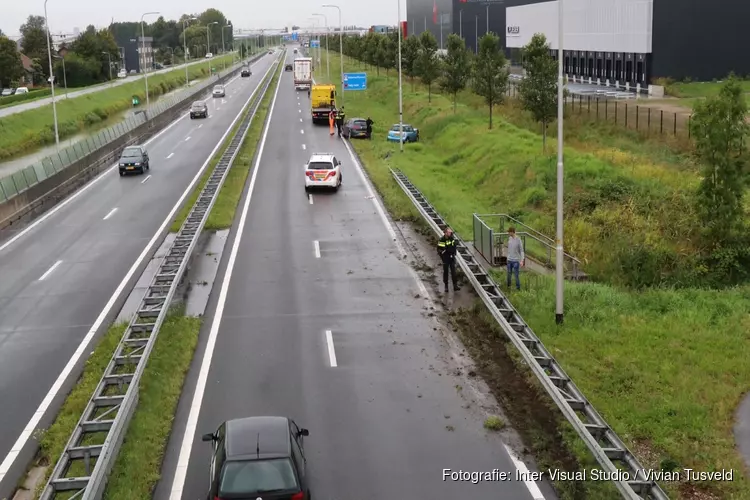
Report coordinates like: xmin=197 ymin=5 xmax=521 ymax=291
xmin=0 ymin=52 xmax=278 ymax=497
xmin=157 ymin=49 xmax=540 ymax=500
xmin=0 ymin=55 xmax=234 ymax=119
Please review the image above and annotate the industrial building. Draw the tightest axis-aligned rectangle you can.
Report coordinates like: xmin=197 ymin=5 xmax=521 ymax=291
xmin=405 ymin=0 xmax=750 ymax=84
xmin=114 ymin=34 xmax=154 ymax=74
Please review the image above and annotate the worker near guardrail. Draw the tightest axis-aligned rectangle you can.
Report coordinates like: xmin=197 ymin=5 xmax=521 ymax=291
xmin=336 ymin=106 xmax=346 ymax=138
xmin=437 ymin=227 xmax=461 ymax=293
xmin=506 ymin=227 xmax=525 ymax=290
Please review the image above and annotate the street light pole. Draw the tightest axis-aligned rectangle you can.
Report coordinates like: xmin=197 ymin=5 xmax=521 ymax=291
xmin=141 ymin=11 xmax=159 ymax=112
xmin=222 ymin=24 xmax=232 ymax=70
xmin=312 ymin=13 xmax=329 ymax=82
xmin=102 ymin=51 xmax=112 ymax=84
xmin=459 ymin=9 xmax=462 ymax=39
xmin=53 ymin=54 xmax=68 ymax=98
xmin=43 ymin=0 xmax=59 ymax=150
xmin=397 ymin=0 xmax=404 ymax=152
xmin=475 ymin=15 xmax=478 ymax=54
xmin=322 ymin=4 xmax=343 ymax=107
xmin=207 ymin=22 xmax=218 ymax=76
xmin=486 ymin=5 xmax=489 ymax=33
xmin=183 ymin=17 xmax=198 ymax=86
xmin=556 ymin=0 xmax=565 ymax=325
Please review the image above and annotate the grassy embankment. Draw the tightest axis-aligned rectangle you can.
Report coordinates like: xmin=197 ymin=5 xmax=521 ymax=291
xmin=22 ymin=58 xmax=281 ymax=500
xmin=0 ymin=54 xmax=235 ymax=161
xmin=316 ymin=51 xmax=750 ymax=500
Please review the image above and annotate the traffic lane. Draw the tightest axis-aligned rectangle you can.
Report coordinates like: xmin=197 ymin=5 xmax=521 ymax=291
xmin=0 ymin=57 xmax=277 ymax=474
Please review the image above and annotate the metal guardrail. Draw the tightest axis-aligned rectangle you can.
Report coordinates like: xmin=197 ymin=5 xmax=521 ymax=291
xmin=390 ymin=168 xmax=668 ymax=500
xmin=38 ymin=55 xmax=281 ymax=500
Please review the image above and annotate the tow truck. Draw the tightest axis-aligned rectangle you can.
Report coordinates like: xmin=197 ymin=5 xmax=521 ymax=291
xmin=311 ymin=84 xmax=336 ymax=125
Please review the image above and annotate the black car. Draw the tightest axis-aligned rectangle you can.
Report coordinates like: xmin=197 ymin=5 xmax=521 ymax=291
xmin=284 ymin=64 xmax=293 ymax=72
xmin=190 ymin=100 xmax=208 ymax=119
xmin=118 ymin=145 xmax=150 ymax=175
xmin=342 ymin=117 xmax=369 ymax=139
xmin=202 ymin=416 xmax=311 ymax=500
xmin=241 ymin=68 xmax=251 ymax=77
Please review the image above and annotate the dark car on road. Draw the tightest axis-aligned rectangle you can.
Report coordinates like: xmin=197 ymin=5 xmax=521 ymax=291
xmin=190 ymin=100 xmax=209 ymax=119
xmin=202 ymin=416 xmax=311 ymax=500
xmin=118 ymin=145 xmax=150 ymax=175
xmin=284 ymin=64 xmax=293 ymax=71
xmin=342 ymin=117 xmax=369 ymax=139
xmin=241 ymin=67 xmax=251 ymax=77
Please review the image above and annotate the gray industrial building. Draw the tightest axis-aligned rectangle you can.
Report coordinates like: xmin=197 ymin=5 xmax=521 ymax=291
xmin=405 ymin=0 xmax=750 ymax=84
xmin=114 ymin=34 xmax=154 ymax=74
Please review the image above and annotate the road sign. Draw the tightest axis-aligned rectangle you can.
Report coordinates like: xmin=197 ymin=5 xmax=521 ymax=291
xmin=310 ymin=39 xmax=320 ymax=48
xmin=343 ymin=72 xmax=367 ymax=91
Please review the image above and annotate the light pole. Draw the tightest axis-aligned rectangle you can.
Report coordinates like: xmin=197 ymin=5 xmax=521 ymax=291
xmin=183 ymin=17 xmax=198 ymax=85
xmin=141 ymin=11 xmax=159 ymax=112
xmin=397 ymin=0 xmax=404 ymax=152
xmin=52 ymin=54 xmax=67 ymax=98
xmin=486 ymin=5 xmax=489 ymax=33
xmin=555 ymin=0 xmax=565 ymax=324
xmin=222 ymin=24 xmax=232 ymax=70
xmin=312 ymin=13 xmax=329 ymax=82
xmin=322 ymin=4 xmax=343 ymax=106
xmin=459 ymin=9 xmax=463 ymax=39
xmin=207 ymin=21 xmax=218 ymax=75
xmin=102 ymin=51 xmax=112 ymax=84
xmin=475 ymin=15 xmax=478 ymax=54
xmin=43 ymin=0 xmax=59 ymax=150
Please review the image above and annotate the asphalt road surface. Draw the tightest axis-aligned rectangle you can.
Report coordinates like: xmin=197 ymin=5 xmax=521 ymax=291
xmin=0 ymin=55 xmax=234 ymax=119
xmin=156 ymin=49 xmax=539 ymax=500
xmin=0 ymin=52 xmax=278 ymax=497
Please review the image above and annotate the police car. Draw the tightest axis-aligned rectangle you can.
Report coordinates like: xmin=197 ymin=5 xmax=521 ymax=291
xmin=304 ymin=153 xmax=342 ymax=192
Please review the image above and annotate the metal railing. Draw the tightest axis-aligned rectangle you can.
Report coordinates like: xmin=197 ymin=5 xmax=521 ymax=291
xmin=391 ymin=168 xmax=668 ymax=500
xmin=39 ymin=55 xmax=281 ymax=500
xmin=473 ymin=213 xmax=584 ymax=280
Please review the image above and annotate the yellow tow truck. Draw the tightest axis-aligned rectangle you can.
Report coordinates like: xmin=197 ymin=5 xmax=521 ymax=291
xmin=311 ymin=84 xmax=336 ymax=125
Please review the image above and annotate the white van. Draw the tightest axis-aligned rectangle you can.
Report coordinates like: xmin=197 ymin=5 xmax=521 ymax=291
xmin=14 ymin=87 xmax=29 ymax=94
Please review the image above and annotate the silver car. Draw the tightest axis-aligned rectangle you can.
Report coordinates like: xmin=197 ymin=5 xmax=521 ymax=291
xmin=212 ymin=85 xmax=225 ymax=98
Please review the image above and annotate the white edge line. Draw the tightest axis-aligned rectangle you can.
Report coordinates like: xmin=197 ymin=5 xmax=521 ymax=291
xmin=325 ymin=330 xmax=338 ymax=367
xmin=141 ymin=175 xmax=152 ymax=184
xmin=0 ymin=58 xmax=278 ymax=484
xmin=38 ymin=260 xmax=62 ymax=281
xmin=167 ymin=152 xmax=174 ymax=159
xmin=503 ymin=444 xmax=547 ymax=500
xmin=313 ymin=240 xmax=320 ymax=258
xmin=307 ymin=193 xmax=313 ymax=204
xmin=167 ymin=54 xmax=283 ymax=500
xmin=102 ymin=207 xmax=118 ymax=220
xmin=184 ymin=136 xmax=191 ymax=142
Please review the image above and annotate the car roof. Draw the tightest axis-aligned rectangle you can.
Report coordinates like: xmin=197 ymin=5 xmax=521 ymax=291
xmin=308 ymin=153 xmax=335 ymax=162
xmin=225 ymin=416 xmax=291 ymax=460
xmin=192 ymin=100 xmax=205 ymax=105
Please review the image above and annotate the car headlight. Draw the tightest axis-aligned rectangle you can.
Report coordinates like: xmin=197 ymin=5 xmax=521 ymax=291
xmin=134 ymin=162 xmax=141 ymax=166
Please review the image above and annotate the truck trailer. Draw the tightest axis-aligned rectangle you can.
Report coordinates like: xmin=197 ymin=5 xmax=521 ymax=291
xmin=293 ymin=57 xmax=312 ymax=90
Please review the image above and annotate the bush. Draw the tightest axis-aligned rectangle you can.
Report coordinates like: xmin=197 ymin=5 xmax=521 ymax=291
xmin=0 ymin=88 xmax=52 ymax=106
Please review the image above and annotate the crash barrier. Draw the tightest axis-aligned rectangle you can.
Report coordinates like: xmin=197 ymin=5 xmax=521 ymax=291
xmin=473 ymin=214 xmax=585 ymax=280
xmin=0 ymin=52 xmax=267 ymax=229
xmin=39 ymin=55 xmax=281 ymax=500
xmin=390 ymin=168 xmax=668 ymax=500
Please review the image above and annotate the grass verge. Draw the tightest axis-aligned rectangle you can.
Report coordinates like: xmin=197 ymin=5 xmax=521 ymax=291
xmin=316 ymin=52 xmax=750 ymax=499
xmin=170 ymin=57 xmax=281 ymax=232
xmin=0 ymin=54 xmax=235 ymax=161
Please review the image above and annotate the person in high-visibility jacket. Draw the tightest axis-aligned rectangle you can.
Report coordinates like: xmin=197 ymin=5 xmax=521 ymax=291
xmin=328 ymin=104 xmax=336 ymax=136
xmin=437 ymin=227 xmax=461 ymax=293
xmin=336 ymin=107 xmax=346 ymax=138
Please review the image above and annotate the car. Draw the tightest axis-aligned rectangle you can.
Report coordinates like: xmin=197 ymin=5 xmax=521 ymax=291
xmin=342 ymin=117 xmax=369 ymax=139
xmin=304 ymin=153 xmax=342 ymax=192
xmin=14 ymin=87 xmax=28 ymax=94
xmin=190 ymin=100 xmax=209 ymax=119
xmin=205 ymin=52 xmax=213 ymax=58
xmin=1 ymin=88 xmax=13 ymax=97
xmin=117 ymin=69 xmax=127 ymax=78
xmin=293 ymin=48 xmax=298 ymax=54
xmin=118 ymin=145 xmax=150 ymax=175
xmin=212 ymin=85 xmax=226 ymax=98
xmin=241 ymin=68 xmax=251 ymax=77
xmin=202 ymin=416 xmax=311 ymax=500
xmin=284 ymin=64 xmax=293 ymax=71
xmin=386 ymin=123 xmax=420 ymax=143
xmin=268 ymin=50 xmax=273 ymax=54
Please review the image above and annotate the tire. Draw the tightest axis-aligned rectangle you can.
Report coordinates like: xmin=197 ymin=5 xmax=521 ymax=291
xmin=139 ymin=167 xmax=145 ymax=174
xmin=119 ymin=171 xmax=124 ymax=176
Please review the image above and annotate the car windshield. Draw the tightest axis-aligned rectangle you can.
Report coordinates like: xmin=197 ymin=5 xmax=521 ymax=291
xmin=219 ymin=458 xmax=298 ymax=495
xmin=121 ymin=148 xmax=142 ymax=158
xmin=307 ymin=161 xmax=334 ymax=170
xmin=390 ymin=124 xmax=410 ymax=132
xmin=214 ymin=86 xmax=224 ymax=91
xmin=352 ymin=121 xmax=366 ymax=129
xmin=191 ymin=102 xmax=205 ymax=109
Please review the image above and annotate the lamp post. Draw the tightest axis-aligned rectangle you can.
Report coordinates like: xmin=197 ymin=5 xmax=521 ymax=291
xmin=322 ymin=4 xmax=343 ymax=106
xmin=43 ymin=0 xmax=59 ymax=150
xmin=102 ymin=51 xmax=112 ymax=84
xmin=222 ymin=23 xmax=232 ymax=70
xmin=183 ymin=17 xmax=198 ymax=85
xmin=397 ymin=0 xmax=404 ymax=152
xmin=475 ymin=15 xmax=478 ymax=54
xmin=141 ymin=11 xmax=160 ymax=112
xmin=207 ymin=21 xmax=218 ymax=75
xmin=52 ymin=53 xmax=68 ymax=98
xmin=486 ymin=4 xmax=489 ymax=33
xmin=312 ymin=13 xmax=329 ymax=82
xmin=555 ymin=0 xmax=565 ymax=324
xmin=459 ymin=9 xmax=463 ymax=39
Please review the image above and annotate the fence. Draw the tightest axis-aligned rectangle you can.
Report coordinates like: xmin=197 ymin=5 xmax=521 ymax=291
xmin=473 ymin=213 xmax=585 ymax=280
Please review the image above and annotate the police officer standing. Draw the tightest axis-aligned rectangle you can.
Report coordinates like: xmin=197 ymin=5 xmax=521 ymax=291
xmin=437 ymin=227 xmax=461 ymax=293
xmin=365 ymin=117 xmax=374 ymax=139
xmin=336 ymin=106 xmax=346 ymax=138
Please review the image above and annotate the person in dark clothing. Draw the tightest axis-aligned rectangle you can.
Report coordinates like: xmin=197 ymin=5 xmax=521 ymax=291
xmin=336 ymin=107 xmax=346 ymax=138
xmin=437 ymin=227 xmax=461 ymax=293
xmin=307 ymin=87 xmax=311 ymax=98
xmin=365 ymin=117 xmax=374 ymax=139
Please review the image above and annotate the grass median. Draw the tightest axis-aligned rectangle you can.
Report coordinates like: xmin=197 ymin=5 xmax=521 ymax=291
xmin=171 ymin=58 xmax=281 ymax=233
xmin=0 ymin=54 xmax=234 ymax=161
xmin=315 ymin=51 xmax=750 ymax=499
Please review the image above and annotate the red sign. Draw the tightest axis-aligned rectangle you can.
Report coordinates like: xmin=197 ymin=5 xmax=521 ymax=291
xmin=401 ymin=21 xmax=408 ymax=38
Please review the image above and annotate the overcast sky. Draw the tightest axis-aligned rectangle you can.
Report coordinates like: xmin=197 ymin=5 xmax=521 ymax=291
xmin=2 ymin=0 xmax=406 ymax=37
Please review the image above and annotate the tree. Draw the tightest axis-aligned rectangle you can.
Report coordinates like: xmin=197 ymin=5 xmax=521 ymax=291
xmin=440 ymin=34 xmax=471 ymax=113
xmin=382 ymin=33 xmax=397 ymax=78
xmin=518 ymin=33 xmax=558 ymax=151
xmin=472 ymin=33 xmax=508 ymax=129
xmin=401 ymin=35 xmax=420 ymax=91
xmin=0 ymin=36 xmax=24 ymax=87
xmin=416 ymin=31 xmax=440 ymax=103
xmin=20 ymin=15 xmax=52 ymax=76
xmin=690 ymin=76 xmax=749 ymax=246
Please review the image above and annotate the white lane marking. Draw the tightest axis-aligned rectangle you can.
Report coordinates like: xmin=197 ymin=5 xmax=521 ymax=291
xmin=141 ymin=175 xmax=152 ymax=184
xmin=198 ymin=124 xmax=203 ymax=129
xmin=313 ymin=240 xmax=320 ymax=258
xmin=299 ymin=118 xmax=303 ymax=122
xmin=300 ymin=129 xmax=304 ymax=134
xmin=217 ymin=107 xmax=221 ymax=110
xmin=184 ymin=136 xmax=191 ymax=142
xmin=307 ymin=193 xmax=313 ymax=204
xmin=167 ymin=152 xmax=174 ymax=159
xmin=38 ymin=260 xmax=62 ymax=281
xmin=504 ymin=444 xmax=547 ymax=499
xmin=298 ymin=102 xmax=300 ymax=106
xmin=102 ymin=207 xmax=118 ymax=220
xmin=302 ymin=144 xmax=306 ymax=150
xmin=325 ymin=330 xmax=338 ymax=367
xmin=168 ymin=55 xmax=282 ymax=500
xmin=0 ymin=59 xmax=278 ymax=486
xmin=298 ymin=109 xmax=301 ymax=113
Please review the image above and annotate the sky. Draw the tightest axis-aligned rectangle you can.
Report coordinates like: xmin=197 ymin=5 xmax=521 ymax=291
xmin=1 ymin=0 xmax=406 ymax=38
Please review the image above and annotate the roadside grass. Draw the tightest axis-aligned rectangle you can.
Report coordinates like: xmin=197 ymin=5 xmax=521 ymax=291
xmin=666 ymin=79 xmax=750 ymax=99
xmin=0 ymin=54 xmax=234 ymax=161
xmin=315 ymin=52 xmax=750 ymax=499
xmin=170 ymin=58 xmax=280 ymax=232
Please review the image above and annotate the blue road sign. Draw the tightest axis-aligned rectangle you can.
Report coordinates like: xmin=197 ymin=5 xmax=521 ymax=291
xmin=310 ymin=39 xmax=320 ymax=48
xmin=292 ymin=32 xmax=299 ymax=41
xmin=343 ymin=72 xmax=367 ymax=91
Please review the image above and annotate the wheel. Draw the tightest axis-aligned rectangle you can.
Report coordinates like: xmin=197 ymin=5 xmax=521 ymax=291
xmin=119 ymin=171 xmax=124 ymax=176
xmin=146 ymin=162 xmax=150 ymax=170
xmin=304 ymin=186 xmax=310 ymax=193
xmin=139 ymin=167 xmax=145 ymax=174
